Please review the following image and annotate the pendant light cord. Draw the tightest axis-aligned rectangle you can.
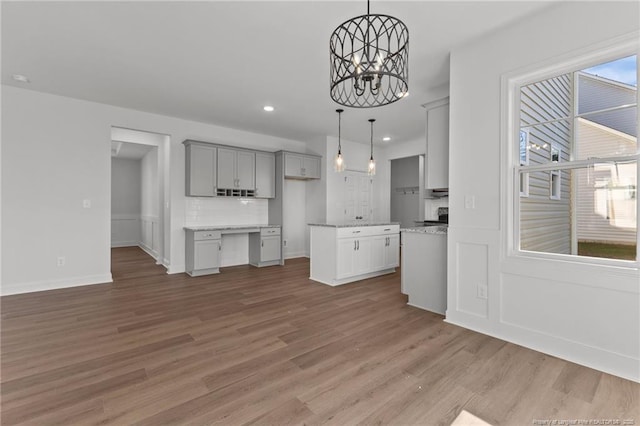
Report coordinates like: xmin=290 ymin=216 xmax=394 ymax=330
xmin=338 ymin=112 xmax=342 ymax=152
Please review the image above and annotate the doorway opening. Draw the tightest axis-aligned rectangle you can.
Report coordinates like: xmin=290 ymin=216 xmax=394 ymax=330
xmin=390 ymin=155 xmax=424 ymax=228
xmin=110 ymin=127 xmax=169 ymax=272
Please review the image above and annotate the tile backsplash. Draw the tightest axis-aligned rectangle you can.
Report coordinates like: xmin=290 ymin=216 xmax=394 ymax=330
xmin=185 ymin=197 xmax=269 ymax=226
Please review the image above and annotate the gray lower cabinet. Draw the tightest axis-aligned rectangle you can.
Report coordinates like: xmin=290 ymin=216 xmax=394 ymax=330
xmin=185 ymin=230 xmax=221 ymax=276
xmin=249 ymin=227 xmax=281 ymax=267
xmin=185 ymin=141 xmax=217 ymax=196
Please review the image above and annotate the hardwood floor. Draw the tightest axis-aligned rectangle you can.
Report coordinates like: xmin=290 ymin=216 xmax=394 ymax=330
xmin=1 ymin=247 xmax=638 ymax=425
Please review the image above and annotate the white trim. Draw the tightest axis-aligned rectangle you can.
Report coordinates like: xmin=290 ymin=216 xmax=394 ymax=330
xmin=284 ymin=251 xmax=307 ymax=259
xmin=502 ymin=33 xmax=639 ymax=267
xmin=445 ymin=315 xmax=639 ymax=383
xmin=138 ymin=243 xmax=159 ymax=261
xmin=111 ymin=241 xmax=139 ymax=248
xmin=1 ymin=274 xmax=113 ymax=296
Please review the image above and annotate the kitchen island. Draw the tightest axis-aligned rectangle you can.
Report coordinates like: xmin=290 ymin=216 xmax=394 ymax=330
xmin=401 ymin=226 xmax=447 ymax=314
xmin=309 ymin=222 xmax=400 ymax=286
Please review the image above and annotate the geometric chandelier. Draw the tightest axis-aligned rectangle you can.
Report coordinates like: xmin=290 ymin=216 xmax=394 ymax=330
xmin=329 ymin=0 xmax=409 ymax=108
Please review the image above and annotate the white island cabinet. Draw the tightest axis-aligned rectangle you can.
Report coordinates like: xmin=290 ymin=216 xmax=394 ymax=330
xmin=309 ymin=223 xmax=400 ymax=286
xmin=401 ymin=226 xmax=447 ymax=314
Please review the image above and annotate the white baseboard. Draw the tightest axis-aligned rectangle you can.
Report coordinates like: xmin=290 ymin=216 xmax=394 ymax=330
xmin=111 ymin=241 xmax=139 ymax=248
xmin=138 ymin=242 xmax=159 ymax=261
xmin=285 ymin=251 xmax=307 ymax=259
xmin=1 ymin=274 xmax=113 ymax=296
xmin=445 ymin=314 xmax=640 ymax=383
xmin=167 ymin=263 xmax=185 ymax=274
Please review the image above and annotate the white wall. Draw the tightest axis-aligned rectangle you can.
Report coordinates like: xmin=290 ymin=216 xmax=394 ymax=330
xmin=140 ymin=148 xmax=161 ymax=259
xmin=447 ymin=1 xmax=639 ymax=381
xmin=111 ymin=157 xmax=142 ymax=247
xmin=1 ymin=85 xmax=307 ymax=295
xmin=111 ymin=158 xmax=142 ymax=215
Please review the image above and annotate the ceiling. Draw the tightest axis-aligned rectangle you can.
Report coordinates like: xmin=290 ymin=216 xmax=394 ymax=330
xmin=1 ymin=1 xmax=554 ymax=146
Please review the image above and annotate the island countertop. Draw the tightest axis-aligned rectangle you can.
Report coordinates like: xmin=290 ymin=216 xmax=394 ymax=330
xmin=308 ymin=222 xmax=400 ymax=228
xmin=401 ymin=226 xmax=448 ymax=235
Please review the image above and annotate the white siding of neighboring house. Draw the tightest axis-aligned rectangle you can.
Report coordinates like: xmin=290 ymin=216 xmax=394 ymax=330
xmin=578 ymin=72 xmax=637 ymax=138
xmin=576 ymin=118 xmax=637 ymax=245
xmin=520 ymin=73 xmax=573 ymax=254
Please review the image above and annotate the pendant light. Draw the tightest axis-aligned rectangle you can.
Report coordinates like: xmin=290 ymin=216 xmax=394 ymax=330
xmin=329 ymin=0 xmax=409 ymax=108
xmin=334 ymin=109 xmax=345 ymax=172
xmin=368 ymin=118 xmax=376 ymax=176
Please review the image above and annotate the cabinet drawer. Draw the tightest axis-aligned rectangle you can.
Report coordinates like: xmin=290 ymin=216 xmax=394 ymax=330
xmin=260 ymin=227 xmax=281 ymax=236
xmin=337 ymin=227 xmax=369 ymax=238
xmin=194 ymin=230 xmax=221 ymax=240
xmin=368 ymin=225 xmax=399 ymax=236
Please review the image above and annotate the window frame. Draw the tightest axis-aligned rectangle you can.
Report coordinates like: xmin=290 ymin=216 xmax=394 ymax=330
xmin=502 ymin=34 xmax=639 ymax=269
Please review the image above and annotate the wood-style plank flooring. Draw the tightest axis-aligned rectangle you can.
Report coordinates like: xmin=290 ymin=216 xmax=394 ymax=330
xmin=1 ymin=247 xmax=638 ymax=425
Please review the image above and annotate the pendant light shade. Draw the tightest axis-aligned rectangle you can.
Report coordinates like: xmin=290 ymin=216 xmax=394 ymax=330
xmin=368 ymin=118 xmax=376 ymax=176
xmin=334 ymin=109 xmax=345 ymax=172
xmin=329 ymin=0 xmax=409 ymax=108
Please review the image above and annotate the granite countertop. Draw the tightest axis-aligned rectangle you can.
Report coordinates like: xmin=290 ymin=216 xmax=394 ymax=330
xmin=401 ymin=226 xmax=448 ymax=235
xmin=184 ymin=224 xmax=280 ymax=231
xmin=308 ymin=222 xmax=400 ymax=228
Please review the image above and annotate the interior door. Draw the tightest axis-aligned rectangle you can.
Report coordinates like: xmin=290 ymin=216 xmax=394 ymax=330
xmin=344 ymin=172 xmax=373 ymax=222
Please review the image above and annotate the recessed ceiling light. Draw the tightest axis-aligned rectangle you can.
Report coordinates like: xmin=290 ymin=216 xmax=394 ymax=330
xmin=383 ymin=137 xmax=391 ymax=142
xmin=12 ymin=74 xmax=30 ymax=83
xmin=263 ymin=105 xmax=275 ymax=112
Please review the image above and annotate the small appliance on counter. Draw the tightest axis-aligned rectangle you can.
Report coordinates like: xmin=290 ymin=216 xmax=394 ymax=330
xmin=416 ymin=207 xmax=448 ymax=226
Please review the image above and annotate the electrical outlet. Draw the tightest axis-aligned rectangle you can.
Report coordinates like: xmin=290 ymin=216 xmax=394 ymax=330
xmin=57 ymin=256 xmax=66 ymax=267
xmin=465 ymin=195 xmax=476 ymax=209
xmin=477 ymin=283 xmax=488 ymax=299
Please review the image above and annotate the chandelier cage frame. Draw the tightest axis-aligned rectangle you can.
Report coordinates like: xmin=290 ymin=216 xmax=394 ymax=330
xmin=329 ymin=7 xmax=409 ymax=108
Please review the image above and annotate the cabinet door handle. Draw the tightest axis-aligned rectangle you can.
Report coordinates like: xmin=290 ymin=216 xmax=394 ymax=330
xmin=261 ymin=240 xmax=264 ymax=247
xmin=354 ymin=241 xmax=357 ymax=251
xmin=357 ymin=240 xmax=359 ymax=250
xmin=218 ymin=242 xmax=221 ymax=251
xmin=384 ymin=228 xmax=391 ymax=231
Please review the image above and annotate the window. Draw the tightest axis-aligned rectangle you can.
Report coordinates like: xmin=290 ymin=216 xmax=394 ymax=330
xmin=516 ymin=54 xmax=638 ymax=262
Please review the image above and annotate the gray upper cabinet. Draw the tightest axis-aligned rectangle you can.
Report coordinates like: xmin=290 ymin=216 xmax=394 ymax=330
xmin=425 ymin=97 xmax=450 ymax=189
xmin=217 ymin=147 xmax=255 ymax=190
xmin=185 ymin=141 xmax=217 ymax=197
xmin=284 ymin=152 xmax=321 ymax=179
xmin=255 ymin=152 xmax=275 ymax=198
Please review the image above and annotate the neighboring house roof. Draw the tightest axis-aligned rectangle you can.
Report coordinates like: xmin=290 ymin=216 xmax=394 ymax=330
xmin=577 ymin=71 xmax=637 ymax=138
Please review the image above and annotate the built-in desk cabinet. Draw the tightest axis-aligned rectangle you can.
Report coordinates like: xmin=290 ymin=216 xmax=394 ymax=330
xmin=185 ymin=230 xmax=221 ymax=276
xmin=185 ymin=226 xmax=282 ymax=276
xmin=284 ymin=152 xmax=321 ymax=179
xmin=249 ymin=227 xmax=281 ymax=267
xmin=185 ymin=141 xmax=217 ymax=197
